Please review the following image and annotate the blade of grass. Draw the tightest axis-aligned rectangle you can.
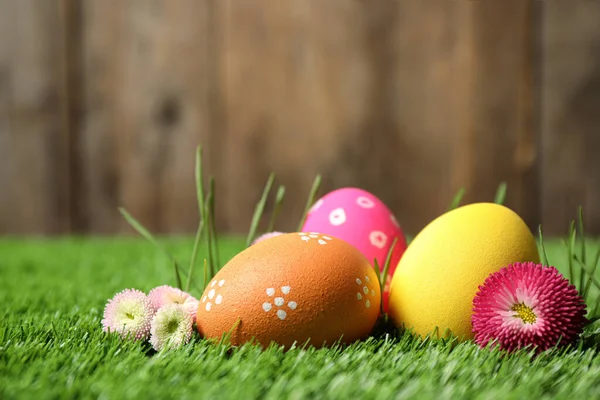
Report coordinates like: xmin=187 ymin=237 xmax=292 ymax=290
xmin=373 ymin=258 xmax=384 ymax=314
xmin=583 ymin=243 xmax=600 ymax=302
xmin=574 ymin=256 xmax=600 ymax=292
xmin=120 ymin=208 xmax=173 ymax=260
xmin=494 ymin=182 xmax=507 ymax=205
xmin=594 ymin=294 xmax=600 ymax=318
xmin=205 ymin=190 xmax=215 ymax=279
xmin=246 ymin=173 xmax=275 ymax=247
xmin=578 ymin=206 xmax=586 ymax=294
xmin=538 ymin=225 xmax=549 ymax=267
xmin=297 ymin=174 xmax=322 ymax=231
xmin=196 ymin=146 xmax=209 ymax=273
xmin=185 ymin=224 xmax=203 ymax=293
xmin=574 ymin=255 xmax=600 ymax=319
xmin=380 ymin=238 xmax=398 ymax=292
xmin=218 ymin=318 xmax=242 ymax=347
xmin=208 ymin=177 xmax=221 ymax=270
xmin=195 ymin=145 xmax=207 ymax=219
xmin=171 ymin=260 xmax=182 ymax=291
xmin=447 ymin=188 xmax=465 ymax=211
xmin=188 ymin=145 xmax=208 ymax=291
xmin=566 ymin=220 xmax=576 ymax=285
xmin=203 ymin=258 xmax=208 ymax=289
xmin=187 ymin=221 xmax=204 ymax=293
xmin=267 ymin=185 xmax=286 ymax=233
xmin=119 ymin=207 xmax=183 ymax=290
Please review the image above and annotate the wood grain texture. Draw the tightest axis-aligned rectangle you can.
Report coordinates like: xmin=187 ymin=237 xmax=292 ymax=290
xmin=77 ymin=0 xmax=213 ymax=234
xmin=455 ymin=0 xmax=540 ymax=231
xmin=0 ymin=0 xmax=70 ymax=235
xmin=1 ymin=0 xmax=599 ymax=236
xmin=374 ymin=0 xmax=473 ymax=233
xmin=215 ymin=0 xmax=459 ymax=235
xmin=541 ymin=0 xmax=600 ymax=235
xmin=72 ymin=0 xmax=119 ymax=234
xmin=215 ymin=0 xmax=373 ymax=234
xmin=215 ymin=0 xmax=539 ymax=235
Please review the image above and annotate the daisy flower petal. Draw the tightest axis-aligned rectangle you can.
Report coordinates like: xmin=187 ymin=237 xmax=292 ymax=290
xmin=149 ymin=303 xmax=194 ymax=351
xmin=102 ymin=288 xmax=153 ymax=341
xmin=148 ymin=285 xmax=199 ymax=318
xmin=472 ymin=262 xmax=587 ymax=353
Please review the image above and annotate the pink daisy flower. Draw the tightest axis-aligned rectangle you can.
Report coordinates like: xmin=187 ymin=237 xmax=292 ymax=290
xmin=472 ymin=262 xmax=588 ymax=353
xmin=251 ymin=231 xmax=285 ymax=245
xmin=102 ymin=288 xmax=154 ymax=340
xmin=149 ymin=303 xmax=194 ymax=351
xmin=148 ymin=285 xmax=199 ymax=319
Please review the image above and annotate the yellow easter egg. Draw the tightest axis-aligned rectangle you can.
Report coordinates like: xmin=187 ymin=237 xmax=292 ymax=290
xmin=387 ymin=202 xmax=540 ymax=341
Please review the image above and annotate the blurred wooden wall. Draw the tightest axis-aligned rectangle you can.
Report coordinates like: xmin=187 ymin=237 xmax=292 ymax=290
xmin=1 ymin=0 xmax=599 ymax=237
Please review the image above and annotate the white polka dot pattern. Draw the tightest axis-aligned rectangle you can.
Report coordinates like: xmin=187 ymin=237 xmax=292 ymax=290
xmin=356 ymin=196 xmax=375 ymax=208
xmin=329 ymin=208 xmax=347 ymax=226
xmin=202 ymin=279 xmax=226 ymax=312
xmin=369 ymin=231 xmax=387 ymax=249
xmin=356 ymin=275 xmax=377 ymax=308
xmin=262 ymin=286 xmax=298 ymax=321
xmin=298 ymin=232 xmax=333 ymax=245
xmin=319 ymin=196 xmax=400 ymax=256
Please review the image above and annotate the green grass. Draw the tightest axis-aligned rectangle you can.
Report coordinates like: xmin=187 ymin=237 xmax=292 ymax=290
xmin=2 ymin=237 xmax=600 ymax=399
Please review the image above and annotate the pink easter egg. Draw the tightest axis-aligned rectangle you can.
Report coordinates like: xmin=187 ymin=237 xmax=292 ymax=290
xmin=301 ymin=187 xmax=407 ymax=312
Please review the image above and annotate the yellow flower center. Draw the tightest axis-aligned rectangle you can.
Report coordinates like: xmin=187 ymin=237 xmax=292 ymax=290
xmin=511 ymin=303 xmax=537 ymax=324
xmin=166 ymin=319 xmax=179 ymax=334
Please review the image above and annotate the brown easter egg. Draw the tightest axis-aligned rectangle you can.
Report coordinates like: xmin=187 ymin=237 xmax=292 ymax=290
xmin=196 ymin=232 xmax=381 ymax=349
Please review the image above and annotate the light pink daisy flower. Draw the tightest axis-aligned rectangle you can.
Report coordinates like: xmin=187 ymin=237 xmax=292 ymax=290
xmin=102 ymin=288 xmax=154 ymax=340
xmin=472 ymin=262 xmax=588 ymax=353
xmin=148 ymin=285 xmax=199 ymax=319
xmin=251 ymin=231 xmax=285 ymax=246
xmin=149 ymin=303 xmax=194 ymax=351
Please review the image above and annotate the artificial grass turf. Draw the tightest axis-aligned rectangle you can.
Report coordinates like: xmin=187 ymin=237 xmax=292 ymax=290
xmin=1 ymin=236 xmax=600 ymax=399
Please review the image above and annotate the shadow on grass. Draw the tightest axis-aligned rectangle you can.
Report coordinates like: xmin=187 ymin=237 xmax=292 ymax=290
xmin=579 ymin=325 xmax=600 ymax=352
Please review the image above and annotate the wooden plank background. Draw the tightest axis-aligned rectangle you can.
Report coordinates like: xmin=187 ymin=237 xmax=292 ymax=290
xmin=0 ymin=0 xmax=598 ymax=237
xmin=541 ymin=0 xmax=600 ymax=236
xmin=0 ymin=0 xmax=71 ymax=235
